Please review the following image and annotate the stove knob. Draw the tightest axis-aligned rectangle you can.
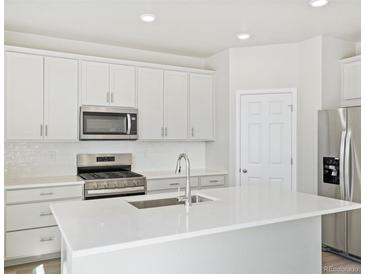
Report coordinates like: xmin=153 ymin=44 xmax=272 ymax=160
xmin=103 ymin=182 xmax=108 ymax=189
xmin=110 ymin=182 xmax=117 ymax=188
xmin=93 ymin=183 xmax=98 ymax=189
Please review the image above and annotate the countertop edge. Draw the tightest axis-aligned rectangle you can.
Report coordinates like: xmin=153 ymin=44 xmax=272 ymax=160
xmin=68 ymin=203 xmax=360 ymax=258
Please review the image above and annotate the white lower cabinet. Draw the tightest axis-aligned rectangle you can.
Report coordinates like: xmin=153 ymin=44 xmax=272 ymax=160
xmin=6 ymin=202 xmax=57 ymax=231
xmin=6 ymin=185 xmax=82 ymax=204
xmin=147 ymin=177 xmax=199 ymax=193
xmin=200 ymin=175 xmax=225 ymax=188
xmin=6 ymin=227 xmax=61 ymax=259
xmin=147 ymin=175 xmax=225 ymax=194
xmin=5 ymin=184 xmax=82 ymax=264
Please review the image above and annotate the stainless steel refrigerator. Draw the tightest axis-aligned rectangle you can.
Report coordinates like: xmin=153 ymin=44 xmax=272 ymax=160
xmin=318 ymin=107 xmax=361 ymax=260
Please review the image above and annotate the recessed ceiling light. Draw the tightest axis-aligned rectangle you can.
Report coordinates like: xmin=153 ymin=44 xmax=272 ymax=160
xmin=237 ymin=33 xmax=251 ymax=40
xmin=309 ymin=0 xmax=329 ymax=8
xmin=140 ymin=14 xmax=156 ymax=23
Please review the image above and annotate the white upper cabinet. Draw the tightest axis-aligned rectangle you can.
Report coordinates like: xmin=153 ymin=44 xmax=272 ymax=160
xmin=5 ymin=46 xmax=215 ymax=142
xmin=138 ymin=68 xmax=164 ymax=139
xmin=340 ymin=55 xmax=361 ymax=107
xmin=81 ymin=61 xmax=137 ymax=107
xmin=164 ymin=71 xmax=188 ymax=139
xmin=110 ymin=64 xmax=136 ymax=107
xmin=6 ymin=51 xmax=79 ymax=141
xmin=6 ymin=52 xmax=44 ymax=140
xmin=189 ymin=73 xmax=214 ymax=140
xmin=44 ymin=57 xmax=78 ymax=140
xmin=81 ymin=61 xmax=110 ymax=106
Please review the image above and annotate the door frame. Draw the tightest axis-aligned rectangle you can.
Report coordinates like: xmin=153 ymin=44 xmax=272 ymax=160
xmin=235 ymin=88 xmax=298 ymax=191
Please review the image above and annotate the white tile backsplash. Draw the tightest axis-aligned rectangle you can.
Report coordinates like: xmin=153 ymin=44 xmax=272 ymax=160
xmin=5 ymin=141 xmax=206 ymax=178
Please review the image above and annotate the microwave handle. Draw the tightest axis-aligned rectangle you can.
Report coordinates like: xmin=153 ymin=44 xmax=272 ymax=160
xmin=127 ymin=114 xmax=131 ymax=134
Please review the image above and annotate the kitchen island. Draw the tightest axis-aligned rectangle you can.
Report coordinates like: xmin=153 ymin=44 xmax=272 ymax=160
xmin=51 ymin=184 xmax=360 ymax=274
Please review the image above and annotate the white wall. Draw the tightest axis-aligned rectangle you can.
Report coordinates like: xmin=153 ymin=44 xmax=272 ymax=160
xmin=205 ymin=50 xmax=230 ymax=173
xmin=5 ymin=142 xmax=206 ymax=178
xmin=228 ymin=43 xmax=298 ymax=185
xmin=206 ymin=36 xmax=357 ymax=194
xmin=4 ymin=31 xmax=206 ymax=69
xmin=297 ymin=36 xmax=322 ymax=194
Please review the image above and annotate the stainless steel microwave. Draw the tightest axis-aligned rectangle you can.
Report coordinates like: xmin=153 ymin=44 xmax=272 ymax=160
xmin=80 ymin=106 xmax=138 ymax=140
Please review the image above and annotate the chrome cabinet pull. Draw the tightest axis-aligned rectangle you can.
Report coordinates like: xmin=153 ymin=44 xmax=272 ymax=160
xmin=40 ymin=212 xmax=53 ymax=217
xmin=45 ymin=125 xmax=48 ymax=137
xmin=111 ymin=92 xmax=114 ymax=103
xmin=170 ymin=182 xmax=180 ymax=186
xmin=209 ymin=180 xmax=219 ymax=183
xmin=40 ymin=124 xmax=43 ymax=136
xmin=242 ymin=169 xmax=248 ymax=173
xmin=161 ymin=127 xmax=164 ymax=137
xmin=191 ymin=127 xmax=194 ymax=137
xmin=40 ymin=192 xmax=54 ymax=196
xmin=107 ymin=92 xmax=110 ymax=103
xmin=165 ymin=127 xmax=167 ymax=136
xmin=40 ymin=237 xmax=54 ymax=242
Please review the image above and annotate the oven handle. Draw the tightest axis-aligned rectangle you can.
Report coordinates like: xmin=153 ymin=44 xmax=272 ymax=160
xmin=127 ymin=114 xmax=131 ymax=135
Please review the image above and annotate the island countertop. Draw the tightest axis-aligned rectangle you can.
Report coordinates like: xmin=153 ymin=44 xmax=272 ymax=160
xmin=50 ymin=184 xmax=360 ymax=258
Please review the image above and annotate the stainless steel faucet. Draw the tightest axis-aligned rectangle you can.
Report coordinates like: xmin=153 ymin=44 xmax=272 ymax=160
xmin=175 ymin=153 xmax=192 ymax=207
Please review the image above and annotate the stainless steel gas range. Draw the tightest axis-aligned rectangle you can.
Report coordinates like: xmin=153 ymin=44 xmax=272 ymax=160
xmin=77 ymin=153 xmax=146 ymax=200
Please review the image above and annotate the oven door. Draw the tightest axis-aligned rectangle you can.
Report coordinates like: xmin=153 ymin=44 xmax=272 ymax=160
xmin=80 ymin=106 xmax=138 ymax=140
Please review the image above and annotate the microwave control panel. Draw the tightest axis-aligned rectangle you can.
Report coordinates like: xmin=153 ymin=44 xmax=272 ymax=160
xmin=323 ymin=157 xmax=340 ymax=185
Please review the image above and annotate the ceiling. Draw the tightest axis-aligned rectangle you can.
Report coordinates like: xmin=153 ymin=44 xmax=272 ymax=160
xmin=4 ymin=0 xmax=361 ymax=57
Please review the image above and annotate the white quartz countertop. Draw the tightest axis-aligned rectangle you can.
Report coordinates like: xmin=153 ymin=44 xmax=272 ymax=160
xmin=50 ymin=184 xmax=360 ymax=258
xmin=5 ymin=176 xmax=84 ymax=190
xmin=137 ymin=169 xmax=228 ymax=180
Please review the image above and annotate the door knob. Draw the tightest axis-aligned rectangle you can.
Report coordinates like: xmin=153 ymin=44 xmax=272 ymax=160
xmin=242 ymin=169 xmax=247 ymax=173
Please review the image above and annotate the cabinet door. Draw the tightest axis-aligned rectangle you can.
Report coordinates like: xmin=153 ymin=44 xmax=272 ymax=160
xmin=342 ymin=60 xmax=361 ymax=106
xmin=110 ymin=64 xmax=136 ymax=107
xmin=81 ymin=61 xmax=109 ymax=106
xmin=138 ymin=68 xmax=164 ymax=139
xmin=189 ymin=74 xmax=214 ymax=140
xmin=164 ymin=71 xmax=188 ymax=139
xmin=44 ymin=57 xmax=78 ymax=140
xmin=6 ymin=52 xmax=44 ymax=140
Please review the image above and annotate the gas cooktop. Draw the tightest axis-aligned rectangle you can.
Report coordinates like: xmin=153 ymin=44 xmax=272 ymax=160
xmin=79 ymin=171 xmax=144 ymax=180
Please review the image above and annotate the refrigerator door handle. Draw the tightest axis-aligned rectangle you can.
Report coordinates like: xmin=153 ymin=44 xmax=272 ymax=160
xmin=339 ymin=131 xmax=347 ymax=200
xmin=344 ymin=130 xmax=353 ymax=202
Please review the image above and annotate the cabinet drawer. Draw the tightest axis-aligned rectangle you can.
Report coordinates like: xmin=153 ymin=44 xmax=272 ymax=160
xmin=6 ymin=185 xmax=82 ymax=204
xmin=6 ymin=226 xmax=60 ymax=259
xmin=200 ymin=176 xmax=225 ymax=187
xmin=147 ymin=177 xmax=198 ymax=192
xmin=6 ymin=201 xmax=74 ymax=231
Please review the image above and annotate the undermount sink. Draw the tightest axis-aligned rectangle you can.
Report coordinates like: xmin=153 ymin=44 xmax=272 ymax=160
xmin=128 ymin=195 xmax=213 ymax=209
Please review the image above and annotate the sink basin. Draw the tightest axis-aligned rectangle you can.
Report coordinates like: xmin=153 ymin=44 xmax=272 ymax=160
xmin=128 ymin=195 xmax=213 ymax=209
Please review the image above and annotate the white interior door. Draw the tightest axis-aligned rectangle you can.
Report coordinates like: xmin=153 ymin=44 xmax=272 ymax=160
xmin=81 ymin=61 xmax=109 ymax=106
xmin=44 ymin=57 xmax=78 ymax=140
xmin=189 ymin=73 xmax=214 ymax=140
xmin=6 ymin=52 xmax=44 ymax=140
xmin=138 ymin=67 xmax=164 ymax=139
xmin=110 ymin=64 xmax=136 ymax=107
xmin=164 ymin=71 xmax=188 ymax=139
xmin=239 ymin=93 xmax=293 ymax=190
